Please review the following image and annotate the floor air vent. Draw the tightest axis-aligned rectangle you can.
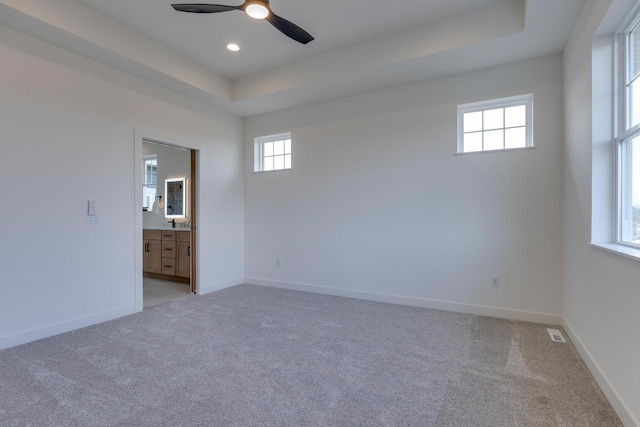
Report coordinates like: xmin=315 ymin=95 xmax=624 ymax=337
xmin=547 ymin=328 xmax=566 ymax=343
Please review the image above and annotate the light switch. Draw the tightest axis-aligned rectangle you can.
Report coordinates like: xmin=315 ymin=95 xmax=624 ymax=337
xmin=87 ymin=200 xmax=99 ymax=224
xmin=88 ymin=200 xmax=97 ymax=216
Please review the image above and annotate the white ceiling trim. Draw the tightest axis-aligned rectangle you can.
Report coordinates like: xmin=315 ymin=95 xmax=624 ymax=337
xmin=0 ymin=0 xmax=232 ymax=106
xmin=233 ymin=1 xmax=524 ymax=102
xmin=0 ymin=0 xmax=583 ymax=117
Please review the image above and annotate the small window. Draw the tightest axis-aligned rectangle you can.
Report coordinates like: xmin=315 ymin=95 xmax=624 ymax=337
xmin=457 ymin=94 xmax=533 ymax=154
xmin=143 ymin=155 xmax=157 ymax=209
xmin=254 ymin=133 xmax=292 ymax=172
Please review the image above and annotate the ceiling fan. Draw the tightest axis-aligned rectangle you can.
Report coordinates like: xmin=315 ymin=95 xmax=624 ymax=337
xmin=171 ymin=1 xmax=314 ymax=45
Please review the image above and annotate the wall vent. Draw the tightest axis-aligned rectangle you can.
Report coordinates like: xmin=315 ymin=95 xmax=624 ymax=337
xmin=547 ymin=328 xmax=566 ymax=343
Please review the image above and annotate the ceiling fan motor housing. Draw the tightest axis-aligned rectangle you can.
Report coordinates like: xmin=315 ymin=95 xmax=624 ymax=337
xmin=171 ymin=1 xmax=314 ymax=44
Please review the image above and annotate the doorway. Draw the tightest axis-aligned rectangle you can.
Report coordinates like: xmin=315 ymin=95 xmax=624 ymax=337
xmin=134 ymin=132 xmax=199 ymax=310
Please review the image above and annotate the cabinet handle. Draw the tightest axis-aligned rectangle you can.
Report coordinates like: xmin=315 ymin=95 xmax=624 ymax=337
xmin=164 ymin=248 xmax=173 ymax=251
xmin=164 ymin=265 xmax=172 ymax=268
xmin=145 ymin=243 xmax=149 ymax=252
xmin=187 ymin=246 xmax=191 ymax=256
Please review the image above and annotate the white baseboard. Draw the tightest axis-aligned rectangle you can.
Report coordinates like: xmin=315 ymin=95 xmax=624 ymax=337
xmin=199 ymin=278 xmax=244 ymax=295
xmin=244 ymin=278 xmax=562 ymax=325
xmin=0 ymin=305 xmax=138 ymax=351
xmin=562 ymin=319 xmax=639 ymax=427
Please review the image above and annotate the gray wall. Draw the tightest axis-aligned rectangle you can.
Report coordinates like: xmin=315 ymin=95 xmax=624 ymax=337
xmin=244 ymin=54 xmax=565 ymax=322
xmin=0 ymin=29 xmax=245 ymax=349
xmin=563 ymin=0 xmax=640 ymax=424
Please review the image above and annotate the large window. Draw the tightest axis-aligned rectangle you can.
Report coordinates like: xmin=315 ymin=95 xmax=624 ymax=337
xmin=618 ymin=20 xmax=640 ymax=246
xmin=457 ymin=94 xmax=533 ymax=154
xmin=254 ymin=133 xmax=292 ymax=172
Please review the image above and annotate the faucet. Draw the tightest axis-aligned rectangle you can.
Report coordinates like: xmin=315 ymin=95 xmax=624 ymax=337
xmin=168 ymin=219 xmax=176 ymax=228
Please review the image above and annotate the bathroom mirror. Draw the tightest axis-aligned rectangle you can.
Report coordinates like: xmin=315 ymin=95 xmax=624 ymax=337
xmin=165 ymin=177 xmax=187 ymax=218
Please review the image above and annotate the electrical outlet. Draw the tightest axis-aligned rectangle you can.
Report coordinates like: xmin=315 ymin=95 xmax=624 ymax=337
xmin=491 ymin=276 xmax=499 ymax=287
xmin=276 ymin=258 xmax=281 ymax=267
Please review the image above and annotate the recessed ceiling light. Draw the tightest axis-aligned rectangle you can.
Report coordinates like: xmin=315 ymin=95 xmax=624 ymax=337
xmin=227 ymin=43 xmax=240 ymax=52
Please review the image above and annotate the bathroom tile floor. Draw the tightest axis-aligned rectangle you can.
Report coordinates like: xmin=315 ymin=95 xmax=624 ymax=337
xmin=143 ymin=277 xmax=191 ymax=308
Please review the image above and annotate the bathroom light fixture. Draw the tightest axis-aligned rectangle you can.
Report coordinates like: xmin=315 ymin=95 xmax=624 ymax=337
xmin=245 ymin=1 xmax=269 ymax=19
xmin=156 ymin=195 xmax=164 ymax=209
xmin=227 ymin=43 xmax=240 ymax=52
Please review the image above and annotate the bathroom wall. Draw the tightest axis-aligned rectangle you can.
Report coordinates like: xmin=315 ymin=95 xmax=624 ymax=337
xmin=142 ymin=141 xmax=192 ymax=229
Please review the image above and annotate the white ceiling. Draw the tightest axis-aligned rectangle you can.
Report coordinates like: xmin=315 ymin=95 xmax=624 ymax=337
xmin=0 ymin=0 xmax=585 ymax=117
xmin=74 ymin=0 xmax=507 ymax=79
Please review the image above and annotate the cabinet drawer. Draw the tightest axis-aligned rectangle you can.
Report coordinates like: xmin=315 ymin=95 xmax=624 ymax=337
xmin=162 ymin=240 xmax=176 ymax=258
xmin=143 ymin=230 xmax=162 ymax=240
xmin=161 ymin=231 xmax=176 ymax=240
xmin=177 ymin=231 xmax=191 ymax=242
xmin=162 ymin=258 xmax=176 ymax=276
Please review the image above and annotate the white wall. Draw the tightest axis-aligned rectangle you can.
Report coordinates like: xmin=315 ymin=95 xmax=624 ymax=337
xmin=0 ymin=27 xmax=244 ymax=349
xmin=244 ymin=55 xmax=565 ymax=323
xmin=563 ymin=0 xmax=640 ymax=425
xmin=142 ymin=141 xmax=191 ymax=229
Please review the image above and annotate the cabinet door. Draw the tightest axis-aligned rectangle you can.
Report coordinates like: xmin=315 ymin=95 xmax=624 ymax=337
xmin=176 ymin=241 xmax=191 ymax=278
xmin=143 ymin=239 xmax=151 ymax=272
xmin=144 ymin=239 xmax=162 ymax=274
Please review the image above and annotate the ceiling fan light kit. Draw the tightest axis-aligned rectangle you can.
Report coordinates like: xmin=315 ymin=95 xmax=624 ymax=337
xmin=171 ymin=1 xmax=314 ymax=44
xmin=245 ymin=1 xmax=270 ymax=19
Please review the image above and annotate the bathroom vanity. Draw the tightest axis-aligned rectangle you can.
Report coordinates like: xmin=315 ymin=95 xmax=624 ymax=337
xmin=143 ymin=229 xmax=191 ymax=283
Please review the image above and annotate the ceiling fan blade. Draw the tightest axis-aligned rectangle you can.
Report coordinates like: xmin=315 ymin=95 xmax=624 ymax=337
xmin=171 ymin=3 xmax=241 ymax=13
xmin=265 ymin=12 xmax=314 ymax=44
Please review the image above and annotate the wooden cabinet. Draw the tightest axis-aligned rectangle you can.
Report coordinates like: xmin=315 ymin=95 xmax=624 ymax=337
xmin=176 ymin=231 xmax=191 ymax=278
xmin=144 ymin=229 xmax=190 ymax=282
xmin=162 ymin=240 xmax=176 ymax=271
xmin=143 ymin=230 xmax=162 ymax=274
xmin=143 ymin=238 xmax=162 ymax=274
xmin=162 ymin=257 xmax=176 ymax=276
xmin=161 ymin=231 xmax=176 ymax=240
xmin=176 ymin=240 xmax=191 ymax=278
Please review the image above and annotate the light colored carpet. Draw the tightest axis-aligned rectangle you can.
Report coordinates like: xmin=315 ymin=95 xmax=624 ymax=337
xmin=0 ymin=285 xmax=621 ymax=426
xmin=143 ymin=277 xmax=191 ymax=308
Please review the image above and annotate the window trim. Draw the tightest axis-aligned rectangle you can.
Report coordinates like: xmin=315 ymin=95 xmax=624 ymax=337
xmin=456 ymin=94 xmax=534 ymax=155
xmin=254 ymin=132 xmax=292 ymax=173
xmin=615 ymin=15 xmax=640 ymax=249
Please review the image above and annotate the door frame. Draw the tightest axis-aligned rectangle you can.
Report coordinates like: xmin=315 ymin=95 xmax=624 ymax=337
xmin=134 ymin=129 xmax=200 ymax=312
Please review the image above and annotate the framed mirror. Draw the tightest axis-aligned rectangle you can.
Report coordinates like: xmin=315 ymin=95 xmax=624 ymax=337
xmin=165 ymin=177 xmax=187 ymax=218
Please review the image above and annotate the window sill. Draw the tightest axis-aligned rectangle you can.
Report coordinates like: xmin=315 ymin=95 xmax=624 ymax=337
xmin=454 ymin=146 xmax=536 ymax=156
xmin=590 ymin=242 xmax=640 ymax=262
xmin=253 ymin=169 xmax=292 ymax=174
